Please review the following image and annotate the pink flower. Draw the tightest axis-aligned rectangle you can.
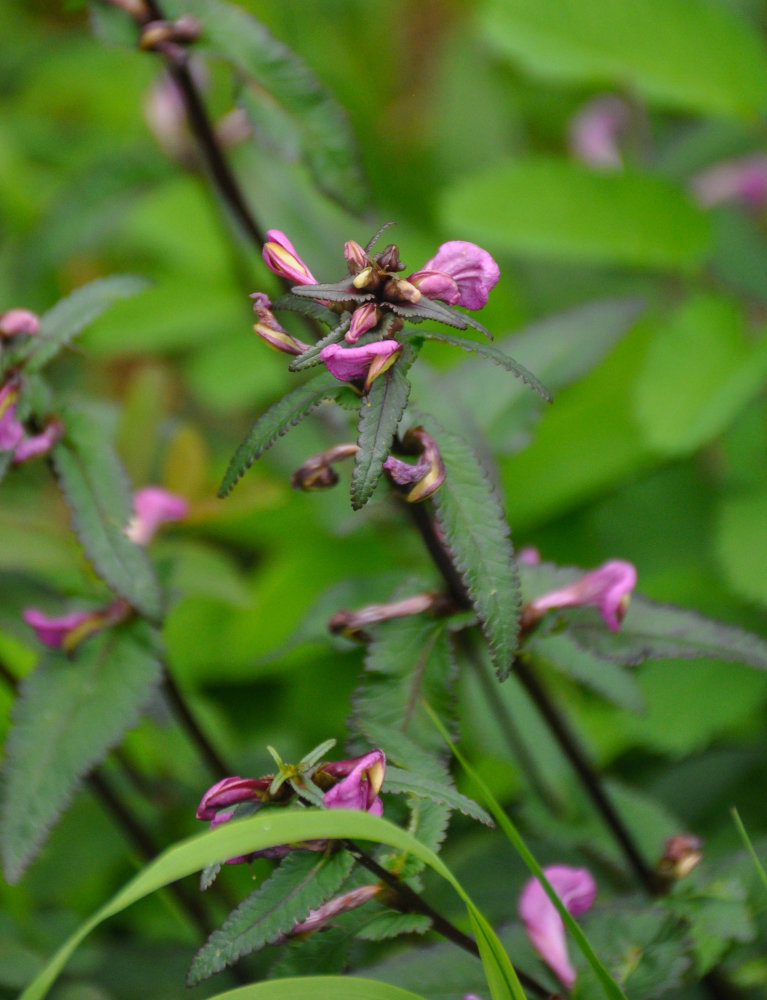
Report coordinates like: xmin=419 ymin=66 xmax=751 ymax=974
xmin=262 ymin=229 xmax=318 ymax=285
xmin=0 ymin=383 xmax=23 ymax=452
xmin=13 ymin=418 xmax=63 ymax=464
xmin=526 ymin=559 xmax=637 ymax=632
xmin=320 ymin=340 xmax=401 ymax=389
xmin=251 ymin=292 xmax=310 ymax=355
xmin=125 ymin=486 xmax=188 ymax=546
xmin=22 ymin=601 xmax=129 ymax=652
xmin=320 ymin=749 xmax=386 ymax=816
xmin=346 ymin=302 xmax=381 ymax=344
xmin=289 ymin=884 xmax=381 ymax=937
xmin=692 ymin=154 xmax=767 ymax=209
xmin=0 ymin=309 xmax=40 ymax=338
xmin=383 ymin=427 xmax=445 ymax=503
xmin=569 ymin=95 xmax=630 ymax=170
xmin=408 ymin=241 xmax=500 ymax=310
xmin=518 ymin=546 xmax=541 ymax=566
xmin=519 ymin=865 xmax=597 ymax=989
xmin=195 ymin=775 xmax=272 ymax=821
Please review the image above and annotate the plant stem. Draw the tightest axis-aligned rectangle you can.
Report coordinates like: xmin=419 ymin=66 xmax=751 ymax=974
xmin=162 ymin=668 xmax=230 ymax=777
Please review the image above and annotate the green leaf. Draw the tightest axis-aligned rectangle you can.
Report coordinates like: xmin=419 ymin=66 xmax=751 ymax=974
xmin=384 ymin=765 xmax=493 ymax=827
xmin=19 ymin=809 xmax=528 ymax=1000
xmin=218 ymin=370 xmax=350 ymax=497
xmin=0 ymin=620 xmax=162 ymax=883
xmin=431 ymin=424 xmax=520 ymax=677
xmin=717 ymin=487 xmax=767 ymax=606
xmin=51 ymin=407 xmax=162 ymax=620
xmin=529 ymin=633 xmax=645 ymax=712
xmin=290 ymin=281 xmax=373 ymax=304
xmin=357 ymin=912 xmax=432 ymax=941
xmin=440 ymin=158 xmax=710 ymax=271
xmin=165 ymin=0 xmax=369 ymax=212
xmin=288 ymin=316 xmax=350 ymax=372
xmin=272 ymin=293 xmax=338 ymax=328
xmin=350 ymin=356 xmax=413 ymax=510
xmin=389 ymin=298 xmax=493 ymax=339
xmin=480 ymin=0 xmax=767 ymax=120
xmin=633 ymin=294 xmax=767 ymax=456
xmin=209 ymin=978 xmax=431 ymax=1000
xmin=16 ymin=276 xmax=149 ymax=373
xmin=188 ymin=849 xmax=355 ymax=984
xmin=403 ymin=330 xmax=551 ymax=401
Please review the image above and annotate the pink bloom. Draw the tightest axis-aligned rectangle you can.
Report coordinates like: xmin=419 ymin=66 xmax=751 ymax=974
xmin=0 ymin=309 xmax=40 ymax=337
xmin=13 ymin=418 xmax=63 ymax=464
xmin=22 ymin=609 xmax=94 ymax=649
xmin=196 ymin=775 xmax=272 ymax=821
xmin=408 ymin=241 xmax=500 ymax=310
xmin=251 ymin=292 xmax=310 ymax=356
xmin=0 ymin=382 xmax=23 ymax=452
xmin=526 ymin=559 xmax=637 ymax=631
xmin=262 ymin=229 xmax=318 ymax=285
xmin=518 ymin=546 xmax=541 ymax=566
xmin=346 ymin=302 xmax=381 ymax=344
xmin=320 ymin=340 xmax=401 ymax=389
xmin=569 ymin=95 xmax=630 ymax=170
xmin=519 ymin=865 xmax=597 ymax=989
xmin=321 ymin=749 xmax=386 ymax=816
xmin=383 ymin=427 xmax=445 ymax=503
xmin=692 ymin=154 xmax=767 ymax=209
xmin=125 ymin=486 xmax=188 ymax=546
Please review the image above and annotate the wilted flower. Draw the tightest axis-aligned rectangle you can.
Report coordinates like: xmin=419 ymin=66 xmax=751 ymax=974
xmin=125 ymin=486 xmax=188 ymax=546
xmin=408 ymin=241 xmax=500 ymax=310
xmin=320 ymin=340 xmax=401 ymax=389
xmin=288 ymin=884 xmax=381 ymax=937
xmin=523 ymin=559 xmax=637 ymax=632
xmin=519 ymin=865 xmax=597 ymax=989
xmin=383 ymin=426 xmax=445 ymax=502
xmin=320 ymin=749 xmax=386 ymax=816
xmin=0 ymin=308 xmax=40 ymax=338
xmin=262 ymin=229 xmax=318 ymax=285
xmin=655 ymin=833 xmax=703 ymax=887
xmin=569 ymin=95 xmax=630 ymax=170
xmin=291 ymin=443 xmax=358 ymax=491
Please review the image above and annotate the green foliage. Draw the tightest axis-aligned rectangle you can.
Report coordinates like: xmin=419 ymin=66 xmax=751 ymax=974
xmin=188 ymin=848 xmax=355 ymax=983
xmin=431 ymin=424 xmax=520 ymax=678
xmin=384 ymin=766 xmax=492 ymax=827
xmin=0 ymin=620 xmax=162 ymax=883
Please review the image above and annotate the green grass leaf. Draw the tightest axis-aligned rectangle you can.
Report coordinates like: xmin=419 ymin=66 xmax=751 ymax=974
xmin=431 ymin=423 xmax=520 ymax=677
xmin=206 ymin=976 xmax=432 ymax=1000
xmin=0 ymin=620 xmax=162 ymax=883
xmin=480 ymin=0 xmax=767 ymax=120
xmin=218 ymin=370 xmax=349 ymax=497
xmin=440 ymin=158 xmax=710 ymax=271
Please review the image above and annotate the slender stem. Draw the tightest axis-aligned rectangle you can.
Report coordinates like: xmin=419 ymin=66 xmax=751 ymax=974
xmin=162 ymin=668 xmax=230 ymax=777
xmin=342 ymin=840 xmax=559 ymax=1000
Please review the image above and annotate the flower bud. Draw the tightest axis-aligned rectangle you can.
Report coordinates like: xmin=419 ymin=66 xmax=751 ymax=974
xmin=289 ymin=884 xmax=381 ymax=937
xmin=382 ymin=276 xmax=421 ymax=304
xmin=328 ymin=592 xmax=453 ymax=640
xmin=374 ymin=243 xmax=404 ymax=272
xmin=383 ymin=427 xmax=445 ymax=503
xmin=0 ymin=382 xmax=23 ymax=453
xmin=655 ymin=834 xmax=703 ymax=887
xmin=291 ymin=443 xmax=358 ymax=491
xmin=346 ymin=303 xmax=381 ymax=344
xmin=319 ymin=749 xmax=386 ymax=816
xmin=0 ymin=309 xmax=40 ymax=337
xmin=262 ymin=230 xmax=317 ymax=285
xmin=344 ymin=239 xmax=369 ymax=274
xmin=522 ymin=559 xmax=637 ymax=633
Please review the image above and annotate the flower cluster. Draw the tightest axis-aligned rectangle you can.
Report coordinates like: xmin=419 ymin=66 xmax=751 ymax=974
xmin=255 ymin=228 xmax=500 ymax=390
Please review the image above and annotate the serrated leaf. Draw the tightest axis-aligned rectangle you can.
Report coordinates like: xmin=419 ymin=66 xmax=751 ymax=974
xmin=290 ymin=281 xmax=373 ymax=303
xmin=480 ymin=0 xmax=767 ymax=120
xmin=431 ymin=425 xmax=520 ymax=677
xmin=188 ymin=849 xmax=354 ymax=984
xmin=218 ymin=370 xmax=349 ymax=497
xmin=0 ymin=620 xmax=162 ymax=883
xmin=271 ymin=293 xmax=338 ymax=328
xmin=16 ymin=276 xmax=149 ymax=373
xmin=51 ymin=407 xmax=162 ymax=620
xmin=350 ymin=353 xmax=414 ymax=510
xmin=389 ymin=298 xmax=493 ymax=340
xmin=530 ymin=633 xmax=645 ymax=712
xmin=162 ymin=0 xmax=369 ymax=213
xmin=288 ymin=316 xmax=350 ymax=372
xmin=403 ymin=330 xmax=551 ymax=401
xmin=357 ymin=912 xmax=432 ymax=941
xmin=200 ymin=862 xmax=222 ymax=891
xmin=384 ymin=765 xmax=493 ymax=827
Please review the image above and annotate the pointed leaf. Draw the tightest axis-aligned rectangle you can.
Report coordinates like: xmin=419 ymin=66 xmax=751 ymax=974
xmin=218 ymin=370 xmax=349 ymax=497
xmin=431 ymin=424 xmax=520 ymax=677
xmin=0 ymin=620 xmax=162 ymax=883
xmin=188 ymin=849 xmax=355 ymax=984
xmin=530 ymin=633 xmax=645 ymax=712
xmin=51 ymin=406 xmax=162 ymax=620
xmin=164 ymin=0 xmax=369 ymax=212
xmin=389 ymin=298 xmax=493 ymax=339
xmin=290 ymin=281 xmax=373 ymax=303
xmin=16 ymin=276 xmax=149 ymax=373
xmin=208 ymin=977 xmax=432 ymax=1000
xmin=385 ymin=765 xmax=493 ymax=826
xmin=403 ymin=330 xmax=551 ymax=401
xmin=357 ymin=912 xmax=432 ymax=941
xmin=350 ymin=352 xmax=414 ymax=510
xmin=288 ymin=316 xmax=350 ymax=372
xmin=272 ymin=293 xmax=338 ymax=328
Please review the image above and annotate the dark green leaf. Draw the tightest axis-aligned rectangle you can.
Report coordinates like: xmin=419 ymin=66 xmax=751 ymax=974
xmin=51 ymin=406 xmax=162 ymax=620
xmin=165 ymin=0 xmax=369 ymax=212
xmin=272 ymin=294 xmax=339 ymax=328
xmin=431 ymin=424 xmax=520 ymax=677
xmin=289 ymin=281 xmax=373 ymax=303
xmin=357 ymin=912 xmax=432 ymax=941
xmin=403 ymin=330 xmax=551 ymax=401
xmin=530 ymin=633 xmax=645 ymax=712
xmin=388 ymin=298 xmax=493 ymax=340
xmin=218 ymin=370 xmax=349 ymax=497
xmin=17 ymin=276 xmax=149 ymax=373
xmin=384 ymin=765 xmax=493 ymax=826
xmin=0 ymin=620 xmax=163 ymax=883
xmin=188 ymin=849 xmax=355 ymax=983
xmin=288 ymin=315 xmax=350 ymax=372
xmin=350 ymin=350 xmax=414 ymax=510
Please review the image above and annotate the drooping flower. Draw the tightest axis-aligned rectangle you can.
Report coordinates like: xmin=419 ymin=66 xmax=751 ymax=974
xmin=383 ymin=426 xmax=445 ymax=502
xmin=0 ymin=309 xmax=40 ymax=338
xmin=22 ymin=601 xmax=129 ymax=652
xmin=319 ymin=749 xmax=386 ymax=817
xmin=320 ymin=340 xmax=401 ymax=389
xmin=291 ymin=442 xmax=359 ymax=491
xmin=125 ymin=486 xmax=188 ymax=546
xmin=251 ymin=292 xmax=311 ymax=356
xmin=262 ymin=229 xmax=318 ymax=285
xmin=13 ymin=418 xmax=64 ymax=464
xmin=519 ymin=865 xmax=597 ymax=989
xmin=524 ymin=559 xmax=637 ymax=632
xmin=569 ymin=95 xmax=630 ymax=170
xmin=408 ymin=241 xmax=500 ymax=310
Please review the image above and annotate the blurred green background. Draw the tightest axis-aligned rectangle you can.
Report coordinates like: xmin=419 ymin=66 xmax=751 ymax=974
xmin=3 ymin=0 xmax=767 ymax=996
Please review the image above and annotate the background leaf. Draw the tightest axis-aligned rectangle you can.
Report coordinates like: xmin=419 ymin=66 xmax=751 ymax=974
xmin=0 ymin=619 xmax=162 ymax=883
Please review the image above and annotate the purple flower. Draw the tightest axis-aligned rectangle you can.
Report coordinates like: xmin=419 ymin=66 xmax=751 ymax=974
xmin=125 ymin=486 xmax=188 ymax=546
xmin=383 ymin=426 xmax=445 ymax=503
xmin=195 ymin=775 xmax=272 ymax=821
xmin=251 ymin=292 xmax=311 ymax=356
xmin=692 ymin=155 xmax=767 ymax=209
xmin=0 ymin=309 xmax=40 ymax=338
xmin=0 ymin=382 xmax=23 ymax=452
xmin=408 ymin=241 xmax=500 ymax=310
xmin=320 ymin=749 xmax=386 ymax=816
xmin=320 ymin=340 xmax=401 ymax=389
xmin=519 ymin=865 xmax=597 ymax=989
xmin=22 ymin=601 xmax=129 ymax=652
xmin=346 ymin=302 xmax=381 ymax=344
xmin=518 ymin=546 xmax=541 ymax=566
xmin=13 ymin=418 xmax=63 ymax=464
xmin=525 ymin=559 xmax=637 ymax=632
xmin=262 ymin=229 xmax=318 ymax=285
xmin=569 ymin=95 xmax=630 ymax=170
